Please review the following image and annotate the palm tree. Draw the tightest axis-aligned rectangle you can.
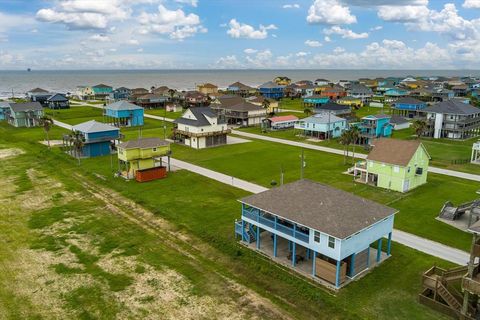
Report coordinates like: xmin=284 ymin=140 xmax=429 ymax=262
xmin=348 ymin=126 xmax=361 ymax=163
xmin=412 ymin=119 xmax=427 ymax=139
xmin=304 ymin=107 xmax=313 ymax=117
xmin=39 ymin=116 xmax=54 ymax=148
xmin=69 ymin=131 xmax=85 ymax=165
xmin=262 ymin=99 xmax=271 ymax=113
xmin=339 ymin=130 xmax=352 ymax=165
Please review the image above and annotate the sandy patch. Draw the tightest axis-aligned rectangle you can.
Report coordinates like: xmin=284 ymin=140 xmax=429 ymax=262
xmin=0 ymin=148 xmax=24 ymax=160
xmin=39 ymin=140 xmax=64 ymax=147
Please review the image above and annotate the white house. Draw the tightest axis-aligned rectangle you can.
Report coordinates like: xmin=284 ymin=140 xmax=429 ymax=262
xmin=173 ymin=107 xmax=230 ymax=149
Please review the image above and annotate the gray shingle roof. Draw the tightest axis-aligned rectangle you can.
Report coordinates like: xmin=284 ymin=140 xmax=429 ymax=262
xmin=394 ymin=97 xmax=425 ymax=105
xmin=174 ymin=107 xmax=224 ymax=127
xmin=424 ymin=100 xmax=480 ymax=115
xmin=72 ymin=120 xmax=119 ymax=133
xmin=118 ymin=137 xmax=169 ymax=149
xmin=106 ymin=101 xmax=143 ymax=111
xmin=314 ymin=102 xmax=350 ymax=112
xmin=258 ymin=81 xmax=284 ymax=89
xmin=47 ymin=93 xmax=68 ymax=102
xmin=240 ymin=179 xmax=397 ymax=239
xmin=9 ymin=102 xmax=43 ymax=112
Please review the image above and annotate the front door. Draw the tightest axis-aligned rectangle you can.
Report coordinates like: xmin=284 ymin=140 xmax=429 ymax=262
xmin=403 ymin=179 xmax=410 ymax=192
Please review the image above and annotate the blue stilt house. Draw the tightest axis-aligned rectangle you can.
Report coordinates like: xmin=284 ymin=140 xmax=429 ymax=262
xmin=104 ymin=101 xmax=144 ymax=127
xmin=258 ymin=81 xmax=285 ymax=99
xmin=71 ymin=120 xmax=120 ymax=158
xmin=392 ymin=97 xmax=427 ymax=118
xmin=355 ymin=114 xmax=393 ymax=145
xmin=235 ymin=180 xmax=396 ymax=289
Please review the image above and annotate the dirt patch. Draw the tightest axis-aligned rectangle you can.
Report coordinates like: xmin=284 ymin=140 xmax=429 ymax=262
xmin=0 ymin=148 xmax=24 ymax=160
xmin=39 ymin=140 xmax=64 ymax=147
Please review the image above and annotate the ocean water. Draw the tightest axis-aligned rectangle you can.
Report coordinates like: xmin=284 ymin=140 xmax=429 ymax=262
xmin=1 ymin=69 xmax=479 ymax=99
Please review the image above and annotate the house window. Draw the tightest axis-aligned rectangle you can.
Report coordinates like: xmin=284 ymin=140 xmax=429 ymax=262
xmin=314 ymin=231 xmax=320 ymax=243
xmin=393 ymin=166 xmax=399 ymax=173
xmin=328 ymin=236 xmax=335 ymax=249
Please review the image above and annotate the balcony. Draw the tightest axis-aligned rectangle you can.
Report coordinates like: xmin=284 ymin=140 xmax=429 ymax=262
xmin=242 ymin=207 xmax=310 ymax=244
xmin=173 ymin=128 xmax=231 ymax=138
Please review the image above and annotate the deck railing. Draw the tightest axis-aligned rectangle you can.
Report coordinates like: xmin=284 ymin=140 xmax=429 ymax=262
xmin=242 ymin=208 xmax=309 ymax=244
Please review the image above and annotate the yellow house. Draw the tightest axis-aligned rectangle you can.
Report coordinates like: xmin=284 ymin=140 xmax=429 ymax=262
xmin=337 ymin=96 xmax=363 ymax=108
xmin=117 ymin=137 xmax=171 ymax=180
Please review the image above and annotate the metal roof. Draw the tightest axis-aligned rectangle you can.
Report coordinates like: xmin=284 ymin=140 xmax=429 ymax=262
xmin=72 ymin=120 xmax=119 ymax=133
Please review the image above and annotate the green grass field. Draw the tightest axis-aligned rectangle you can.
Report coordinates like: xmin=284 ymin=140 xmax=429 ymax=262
xmin=144 ymin=109 xmax=183 ymax=119
xmin=0 ymin=122 xmax=454 ymax=319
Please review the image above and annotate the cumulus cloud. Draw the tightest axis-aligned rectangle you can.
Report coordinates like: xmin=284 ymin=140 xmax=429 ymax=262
xmin=324 ymin=26 xmax=368 ymax=39
xmin=36 ymin=0 xmax=131 ymax=29
xmin=175 ymin=0 xmax=198 ymax=7
xmin=227 ymin=19 xmax=277 ymax=39
xmin=283 ymin=4 xmax=300 ymax=9
xmin=305 ymin=40 xmax=322 ymax=47
xmin=244 ymin=48 xmax=258 ymax=54
xmin=213 ymin=55 xmax=243 ymax=69
xmin=296 ymin=51 xmax=309 ymax=57
xmin=324 ymin=36 xmax=331 ymax=42
xmin=377 ymin=5 xmax=429 ymax=22
xmin=138 ymin=5 xmax=207 ymax=40
xmin=89 ymin=34 xmax=110 ymax=42
xmin=463 ymin=0 xmax=480 ymax=8
xmin=307 ymin=0 xmax=356 ymax=25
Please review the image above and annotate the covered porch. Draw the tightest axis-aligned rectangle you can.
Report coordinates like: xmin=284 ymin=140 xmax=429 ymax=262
xmin=236 ymin=223 xmax=390 ymax=290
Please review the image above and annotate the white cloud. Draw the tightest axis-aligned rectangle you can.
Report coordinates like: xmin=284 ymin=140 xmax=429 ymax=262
xmin=324 ymin=26 xmax=368 ymax=39
xmin=139 ymin=5 xmax=206 ymax=40
xmin=137 ymin=48 xmax=144 ymax=52
xmin=245 ymin=49 xmax=273 ymax=67
xmin=324 ymin=36 xmax=331 ymax=42
xmin=213 ymin=55 xmax=243 ymax=69
xmin=370 ymin=26 xmax=383 ymax=31
xmin=296 ymin=51 xmax=309 ymax=57
xmin=175 ymin=0 xmax=199 ymax=7
xmin=377 ymin=5 xmax=429 ymax=22
xmin=333 ymin=47 xmax=345 ymax=54
xmin=283 ymin=4 xmax=300 ymax=9
xmin=227 ymin=19 xmax=277 ymax=39
xmin=305 ymin=40 xmax=322 ymax=47
xmin=89 ymin=34 xmax=110 ymax=42
xmin=127 ymin=39 xmax=140 ymax=45
xmin=307 ymin=0 xmax=356 ymax=25
xmin=244 ymin=48 xmax=258 ymax=54
xmin=463 ymin=0 xmax=480 ymax=8
xmin=36 ymin=0 xmax=132 ymax=30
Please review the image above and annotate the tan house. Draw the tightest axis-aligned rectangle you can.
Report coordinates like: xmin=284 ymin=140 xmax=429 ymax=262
xmin=197 ymin=83 xmax=218 ymax=95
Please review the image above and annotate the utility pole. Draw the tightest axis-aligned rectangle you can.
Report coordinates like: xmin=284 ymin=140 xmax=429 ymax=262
xmin=300 ymin=149 xmax=304 ymax=180
xmin=280 ymin=165 xmax=284 ymax=185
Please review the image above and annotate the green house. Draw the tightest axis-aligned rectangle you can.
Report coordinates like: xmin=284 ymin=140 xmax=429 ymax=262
xmin=353 ymin=139 xmax=430 ymax=193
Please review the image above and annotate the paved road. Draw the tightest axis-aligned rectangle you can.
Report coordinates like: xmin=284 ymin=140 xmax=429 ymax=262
xmin=53 ymin=119 xmax=73 ymax=130
xmin=232 ymin=130 xmax=480 ymax=183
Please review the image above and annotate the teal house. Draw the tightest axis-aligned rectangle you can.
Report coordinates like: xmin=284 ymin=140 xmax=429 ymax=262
xmin=92 ymin=84 xmax=113 ymax=100
xmin=104 ymin=101 xmax=144 ymax=127
xmin=235 ymin=180 xmax=396 ymax=289
xmin=356 ymin=115 xmax=393 ymax=145
xmin=304 ymin=95 xmax=330 ymax=108
xmin=384 ymin=88 xmax=409 ymax=98
xmin=294 ymin=113 xmax=347 ymax=139
xmin=71 ymin=120 xmax=120 ymax=158
xmin=0 ymin=102 xmax=10 ymax=120
xmin=6 ymin=102 xmax=44 ymax=127
xmin=392 ymin=97 xmax=427 ymax=118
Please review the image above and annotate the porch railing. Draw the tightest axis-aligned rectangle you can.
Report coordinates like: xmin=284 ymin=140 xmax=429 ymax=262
xmin=242 ymin=208 xmax=310 ymax=244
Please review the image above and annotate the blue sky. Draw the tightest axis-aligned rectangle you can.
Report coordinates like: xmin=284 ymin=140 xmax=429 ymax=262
xmin=0 ymin=0 xmax=479 ymax=69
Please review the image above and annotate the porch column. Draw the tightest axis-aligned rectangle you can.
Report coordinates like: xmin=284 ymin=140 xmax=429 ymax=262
xmin=273 ymin=233 xmax=278 ymax=257
xmin=256 ymin=226 xmax=260 ymax=250
xmin=387 ymin=232 xmax=392 ymax=256
xmin=376 ymin=238 xmax=383 ymax=262
xmin=292 ymin=241 xmax=296 ymax=267
xmin=335 ymin=260 xmax=341 ymax=288
xmin=349 ymin=253 xmax=356 ymax=277
xmin=312 ymin=251 xmax=316 ymax=277
xmin=366 ymin=246 xmax=371 ymax=268
xmin=241 ymin=220 xmax=245 ymax=242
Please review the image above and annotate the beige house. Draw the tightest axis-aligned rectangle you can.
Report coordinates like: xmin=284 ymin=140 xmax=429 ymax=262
xmin=196 ymin=83 xmax=218 ymax=95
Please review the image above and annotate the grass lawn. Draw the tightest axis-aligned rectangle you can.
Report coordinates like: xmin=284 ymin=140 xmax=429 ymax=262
xmin=145 ymin=109 xmax=183 ymax=119
xmin=0 ymin=122 xmax=454 ymax=319
xmin=279 ymin=98 xmax=304 ymax=111
xmin=41 ymin=106 xmax=478 ymax=249
xmin=171 ymin=139 xmax=477 ymax=251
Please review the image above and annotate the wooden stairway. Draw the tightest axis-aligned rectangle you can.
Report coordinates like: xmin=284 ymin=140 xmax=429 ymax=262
xmin=436 ymin=282 xmax=462 ymax=311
